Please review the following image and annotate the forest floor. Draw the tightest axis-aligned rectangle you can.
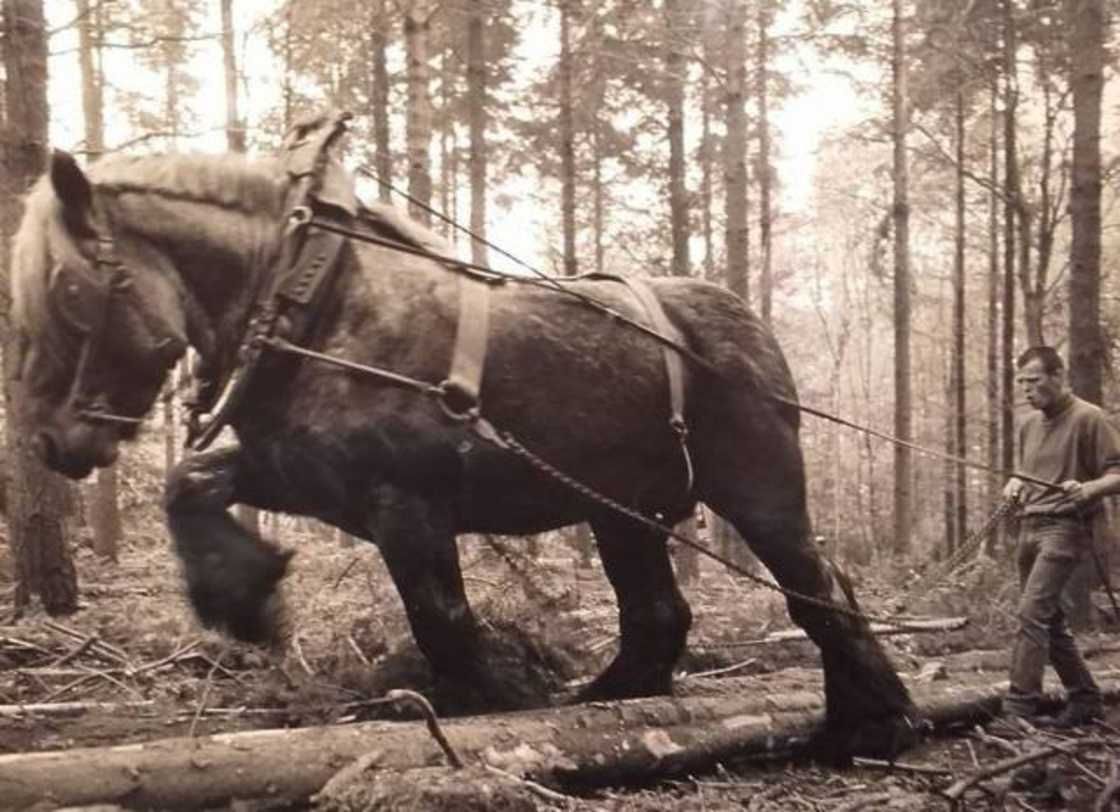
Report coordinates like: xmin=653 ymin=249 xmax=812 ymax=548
xmin=3 ymin=524 xmax=1120 ymax=811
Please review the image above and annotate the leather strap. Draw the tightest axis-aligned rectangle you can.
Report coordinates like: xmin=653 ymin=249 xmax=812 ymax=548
xmin=617 ymin=278 xmax=686 ymax=432
xmin=442 ymin=272 xmax=492 ymax=418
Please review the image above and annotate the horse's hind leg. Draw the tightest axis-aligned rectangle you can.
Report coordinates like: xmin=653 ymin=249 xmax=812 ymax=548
xmin=579 ymin=512 xmax=692 ymax=701
xmin=699 ymin=415 xmax=917 ymax=761
xmin=165 ymin=446 xmax=293 ymax=644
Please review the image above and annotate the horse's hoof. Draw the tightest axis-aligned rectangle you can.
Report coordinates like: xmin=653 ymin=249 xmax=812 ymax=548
xmin=810 ymin=711 xmax=928 ymax=765
xmin=574 ymin=670 xmax=673 ymax=704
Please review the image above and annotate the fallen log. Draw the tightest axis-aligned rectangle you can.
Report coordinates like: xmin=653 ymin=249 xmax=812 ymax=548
xmin=4 ymin=668 xmax=1120 ymax=810
xmin=0 ymin=693 xmax=815 ymax=810
xmin=717 ymin=615 xmax=969 ymax=648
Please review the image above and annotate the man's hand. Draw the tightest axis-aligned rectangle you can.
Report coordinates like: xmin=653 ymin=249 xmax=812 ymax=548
xmin=1058 ymin=479 xmax=1094 ymax=510
xmin=1003 ymin=477 xmax=1024 ymax=504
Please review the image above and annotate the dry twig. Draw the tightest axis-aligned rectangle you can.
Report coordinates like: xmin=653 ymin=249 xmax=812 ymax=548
xmin=385 ymin=688 xmax=463 ymax=769
xmin=943 ymin=742 xmax=1084 ymax=802
xmin=188 ymin=648 xmax=226 ymax=738
xmin=1096 ymin=759 xmax=1120 ymax=811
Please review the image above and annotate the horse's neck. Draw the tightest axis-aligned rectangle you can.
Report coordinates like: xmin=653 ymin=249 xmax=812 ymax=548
xmin=118 ymin=198 xmax=282 ymax=373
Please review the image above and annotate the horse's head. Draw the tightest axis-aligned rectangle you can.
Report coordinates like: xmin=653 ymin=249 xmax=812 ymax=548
xmin=11 ymin=151 xmax=189 ymax=478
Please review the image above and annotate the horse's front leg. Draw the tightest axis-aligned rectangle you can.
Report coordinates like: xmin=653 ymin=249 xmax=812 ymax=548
xmin=165 ymin=445 xmax=293 ymax=644
xmin=370 ymin=485 xmax=540 ymax=712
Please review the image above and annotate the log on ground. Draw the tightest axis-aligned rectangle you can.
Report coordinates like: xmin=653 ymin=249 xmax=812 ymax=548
xmin=4 ymin=670 xmax=1120 ymax=810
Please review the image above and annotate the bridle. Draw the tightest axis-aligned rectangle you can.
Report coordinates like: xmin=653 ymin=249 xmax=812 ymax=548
xmin=48 ymin=232 xmax=145 ymax=428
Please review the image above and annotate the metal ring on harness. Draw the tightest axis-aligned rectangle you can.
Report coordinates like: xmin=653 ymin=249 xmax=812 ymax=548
xmin=286 ymin=205 xmax=313 ymax=235
xmin=436 ymin=379 xmax=481 ymax=423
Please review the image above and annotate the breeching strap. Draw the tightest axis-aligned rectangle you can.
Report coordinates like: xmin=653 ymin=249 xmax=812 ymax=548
xmin=614 ymin=277 xmax=693 ymax=493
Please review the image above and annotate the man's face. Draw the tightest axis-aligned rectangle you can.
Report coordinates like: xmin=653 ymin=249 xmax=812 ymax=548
xmin=1017 ymin=358 xmax=1064 ymax=411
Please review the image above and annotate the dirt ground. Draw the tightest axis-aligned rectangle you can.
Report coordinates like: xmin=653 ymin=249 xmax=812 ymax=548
xmin=3 ymin=524 xmax=1120 ymax=811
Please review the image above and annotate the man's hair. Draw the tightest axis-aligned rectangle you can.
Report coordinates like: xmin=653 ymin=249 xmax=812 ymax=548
xmin=1017 ymin=345 xmax=1064 ymax=374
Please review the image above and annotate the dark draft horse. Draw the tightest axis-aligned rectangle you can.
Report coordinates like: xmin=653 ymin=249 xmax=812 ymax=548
xmin=10 ymin=144 xmax=917 ymax=759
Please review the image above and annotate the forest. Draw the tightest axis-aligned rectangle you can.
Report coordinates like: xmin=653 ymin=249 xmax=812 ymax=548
xmin=2 ymin=0 xmax=1120 ymax=809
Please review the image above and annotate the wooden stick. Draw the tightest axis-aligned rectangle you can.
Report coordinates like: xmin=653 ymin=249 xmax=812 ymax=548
xmin=852 ymin=756 xmax=952 ymax=776
xmin=682 ymin=658 xmax=757 ymax=681
xmin=708 ymin=616 xmax=969 ymax=649
xmin=943 ymin=742 xmax=1083 ymax=801
xmin=0 ymin=700 xmax=155 ymax=717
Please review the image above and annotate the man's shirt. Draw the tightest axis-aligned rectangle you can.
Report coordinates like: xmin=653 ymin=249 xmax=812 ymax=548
xmin=1018 ymin=394 xmax=1120 ymax=516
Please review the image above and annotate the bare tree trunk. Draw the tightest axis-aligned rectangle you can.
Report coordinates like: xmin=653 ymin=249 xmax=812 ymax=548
xmin=891 ymin=0 xmax=912 ymax=557
xmin=756 ymin=3 xmax=773 ymax=324
xmin=77 ymin=0 xmax=119 ymax=562
xmin=699 ymin=71 xmax=714 ymax=282
xmin=1065 ymin=0 xmax=1105 ymax=405
xmin=986 ymin=74 xmax=1001 ymax=556
xmin=559 ymin=0 xmax=577 ymax=276
xmin=1064 ymin=0 xmax=1107 ymax=629
xmin=722 ymin=0 xmax=748 ymax=302
xmin=404 ymin=0 xmax=434 ymax=224
xmin=664 ymin=0 xmax=689 ymax=278
xmin=952 ymin=83 xmax=967 ymax=545
xmin=369 ymin=0 xmax=392 ymax=203
xmin=1 ymin=0 xmax=79 ymax=616
xmin=220 ymin=0 xmax=245 ymax=153
xmin=438 ymin=49 xmax=454 ymax=242
xmin=467 ymin=0 xmax=488 ymax=266
xmin=1000 ymin=0 xmax=1018 ymax=491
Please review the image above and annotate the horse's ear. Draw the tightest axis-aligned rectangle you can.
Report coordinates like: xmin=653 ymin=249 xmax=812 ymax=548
xmin=49 ymin=150 xmax=95 ymax=235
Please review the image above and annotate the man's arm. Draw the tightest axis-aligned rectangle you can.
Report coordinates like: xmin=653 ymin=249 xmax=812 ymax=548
xmin=1058 ymin=410 xmax=1120 ymax=509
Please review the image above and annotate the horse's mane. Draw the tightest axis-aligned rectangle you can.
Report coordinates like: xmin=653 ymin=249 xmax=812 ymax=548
xmin=10 ymin=149 xmax=456 ymax=342
xmin=90 ymin=151 xmax=287 ymax=217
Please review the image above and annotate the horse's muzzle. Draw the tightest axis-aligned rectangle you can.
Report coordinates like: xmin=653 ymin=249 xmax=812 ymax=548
xmin=32 ymin=422 xmax=118 ymax=479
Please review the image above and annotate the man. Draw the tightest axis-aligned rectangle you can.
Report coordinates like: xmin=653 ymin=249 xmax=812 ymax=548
xmin=1002 ymin=346 xmax=1120 ymax=728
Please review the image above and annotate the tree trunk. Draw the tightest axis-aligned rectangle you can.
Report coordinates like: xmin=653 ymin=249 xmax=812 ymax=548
xmin=952 ymin=84 xmax=966 ymax=546
xmin=664 ymin=0 xmax=689 ymax=278
xmin=466 ymin=0 xmax=488 ymax=266
xmin=559 ymin=0 xmax=577 ymax=277
xmin=1 ymin=0 xmax=79 ymax=617
xmin=698 ymin=65 xmax=716 ymax=285
xmin=404 ymin=0 xmax=434 ymax=225
xmin=1000 ymin=0 xmax=1017 ymax=496
xmin=986 ymin=74 xmax=1001 ymax=556
xmin=1065 ymin=0 xmax=1105 ymax=405
xmin=220 ymin=0 xmax=245 ymax=153
xmin=891 ymin=0 xmax=912 ymax=557
xmin=77 ymin=0 xmax=119 ymax=563
xmin=722 ymin=0 xmax=748 ymax=302
xmin=1063 ymin=0 xmax=1106 ymax=629
xmin=756 ymin=3 xmax=773 ymax=325
xmin=369 ymin=0 xmax=392 ymax=203
xmin=89 ymin=465 xmax=120 ymax=562
xmin=438 ymin=49 xmax=452 ymax=241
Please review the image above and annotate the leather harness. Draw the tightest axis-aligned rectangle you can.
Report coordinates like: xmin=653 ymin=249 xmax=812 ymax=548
xmin=185 ymin=111 xmax=693 ymax=491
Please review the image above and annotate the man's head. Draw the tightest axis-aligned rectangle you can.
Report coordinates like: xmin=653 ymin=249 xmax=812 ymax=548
xmin=1016 ymin=346 xmax=1068 ymax=413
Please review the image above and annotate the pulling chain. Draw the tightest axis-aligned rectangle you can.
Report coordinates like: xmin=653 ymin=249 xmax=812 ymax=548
xmin=476 ymin=418 xmax=972 ymax=633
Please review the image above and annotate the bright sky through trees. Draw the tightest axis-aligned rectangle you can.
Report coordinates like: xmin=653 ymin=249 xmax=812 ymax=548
xmin=42 ymin=0 xmax=860 ymax=273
